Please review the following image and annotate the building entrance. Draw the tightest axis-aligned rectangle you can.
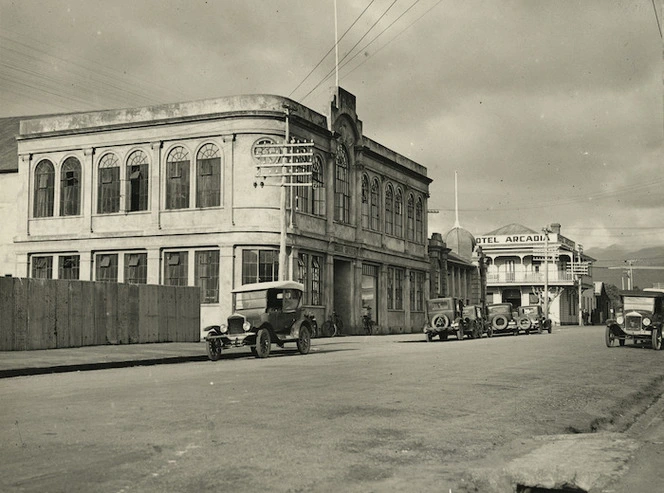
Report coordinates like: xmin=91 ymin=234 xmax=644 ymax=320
xmin=333 ymin=259 xmax=352 ymax=329
xmin=361 ymin=264 xmax=378 ymax=325
xmin=503 ymin=288 xmax=521 ymax=308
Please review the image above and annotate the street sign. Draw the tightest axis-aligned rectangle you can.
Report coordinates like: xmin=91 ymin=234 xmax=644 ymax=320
xmin=253 ymin=140 xmax=314 ymax=189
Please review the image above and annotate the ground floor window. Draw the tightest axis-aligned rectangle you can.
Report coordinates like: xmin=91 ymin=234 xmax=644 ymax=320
xmin=164 ymin=251 xmax=188 ymax=286
xmin=96 ymin=253 xmax=118 ymax=282
xmin=362 ymin=264 xmax=378 ymax=320
xmin=387 ymin=267 xmax=405 ymax=310
xmin=410 ymin=270 xmax=425 ymax=312
xmin=195 ymin=250 xmax=220 ymax=303
xmin=297 ymin=252 xmax=324 ymax=305
xmin=242 ymin=249 xmax=279 ymax=284
xmin=124 ymin=252 xmax=147 ymax=284
xmin=59 ymin=255 xmax=80 ymax=280
xmin=31 ymin=256 xmax=53 ymax=279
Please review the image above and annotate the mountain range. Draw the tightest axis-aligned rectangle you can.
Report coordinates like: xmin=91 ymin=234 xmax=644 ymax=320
xmin=585 ymin=245 xmax=664 ymax=290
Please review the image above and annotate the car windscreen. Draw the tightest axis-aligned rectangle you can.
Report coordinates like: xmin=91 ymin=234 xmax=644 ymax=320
xmin=428 ymin=299 xmax=453 ymax=311
xmin=623 ymin=297 xmax=655 ymax=312
xmin=235 ymin=290 xmax=267 ymax=310
xmin=488 ymin=305 xmax=510 ymax=315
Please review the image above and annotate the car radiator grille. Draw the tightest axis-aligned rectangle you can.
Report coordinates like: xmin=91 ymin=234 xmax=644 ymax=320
xmin=625 ymin=315 xmax=642 ymax=330
xmin=228 ymin=317 xmax=245 ymax=335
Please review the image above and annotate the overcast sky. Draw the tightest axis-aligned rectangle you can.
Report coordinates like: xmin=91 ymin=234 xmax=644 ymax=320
xmin=1 ymin=0 xmax=661 ymax=251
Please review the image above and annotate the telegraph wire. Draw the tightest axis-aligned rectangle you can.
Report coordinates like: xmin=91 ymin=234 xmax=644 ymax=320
xmin=652 ymin=0 xmax=662 ymax=38
xmin=289 ymin=0 xmax=377 ymax=98
xmin=300 ymin=0 xmax=400 ymax=102
xmin=343 ymin=0 xmax=443 ymax=79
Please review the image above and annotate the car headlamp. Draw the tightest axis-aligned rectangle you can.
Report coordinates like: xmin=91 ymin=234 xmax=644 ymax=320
xmin=220 ymin=324 xmax=228 ymax=334
xmin=616 ymin=315 xmax=624 ymax=325
xmin=243 ymin=321 xmax=252 ymax=332
xmin=643 ymin=317 xmax=651 ymax=326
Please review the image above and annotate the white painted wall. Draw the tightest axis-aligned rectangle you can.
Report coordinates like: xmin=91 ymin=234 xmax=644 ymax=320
xmin=0 ymin=172 xmax=18 ymax=276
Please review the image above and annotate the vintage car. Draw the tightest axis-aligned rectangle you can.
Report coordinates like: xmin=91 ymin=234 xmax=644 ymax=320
xmin=605 ymin=290 xmax=664 ymax=350
xmin=487 ymin=303 xmax=518 ymax=335
xmin=452 ymin=304 xmax=490 ymax=339
xmin=203 ymin=281 xmax=313 ymax=359
xmin=516 ymin=305 xmax=552 ymax=334
xmin=423 ymin=297 xmax=463 ymax=341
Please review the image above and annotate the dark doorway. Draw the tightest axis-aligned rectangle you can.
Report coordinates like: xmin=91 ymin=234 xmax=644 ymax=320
xmin=503 ymin=288 xmax=522 ymax=308
xmin=333 ymin=259 xmax=352 ymax=329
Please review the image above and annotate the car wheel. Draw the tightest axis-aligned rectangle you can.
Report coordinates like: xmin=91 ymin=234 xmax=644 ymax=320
xmin=652 ymin=328 xmax=662 ymax=350
xmin=620 ymin=338 xmax=626 ymax=346
xmin=206 ymin=339 xmax=222 ymax=361
xmin=255 ymin=328 xmax=271 ymax=358
xmin=457 ymin=327 xmax=464 ymax=341
xmin=537 ymin=324 xmax=543 ymax=334
xmin=250 ymin=347 xmax=258 ymax=356
xmin=425 ymin=332 xmax=433 ymax=342
xmin=544 ymin=319 xmax=552 ymax=333
xmin=486 ymin=326 xmax=493 ymax=338
xmin=492 ymin=315 xmax=508 ymax=331
xmin=297 ymin=326 xmax=311 ymax=355
xmin=605 ymin=326 xmax=616 ymax=347
xmin=472 ymin=322 xmax=482 ymax=339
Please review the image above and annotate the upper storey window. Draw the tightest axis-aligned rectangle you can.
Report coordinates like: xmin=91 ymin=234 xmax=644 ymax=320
xmin=98 ymin=153 xmax=120 ymax=214
xmin=361 ymin=174 xmax=369 ymax=229
xmin=33 ymin=159 xmax=54 ymax=218
xmin=407 ymin=194 xmax=415 ymax=241
xmin=394 ymin=188 xmax=404 ymax=238
xmin=196 ymin=143 xmax=221 ymax=208
xmin=385 ymin=184 xmax=394 ymax=236
xmin=166 ymin=146 xmax=190 ymax=210
xmin=370 ymin=178 xmax=380 ymax=231
xmin=415 ymin=197 xmax=424 ymax=243
xmin=126 ymin=150 xmax=149 ymax=212
xmin=60 ymin=157 xmax=81 ymax=216
xmin=334 ymin=143 xmax=350 ymax=224
xmin=312 ymin=154 xmax=325 ymax=217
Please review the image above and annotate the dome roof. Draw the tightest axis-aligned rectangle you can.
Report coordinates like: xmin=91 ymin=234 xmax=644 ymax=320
xmin=444 ymin=226 xmax=476 ymax=260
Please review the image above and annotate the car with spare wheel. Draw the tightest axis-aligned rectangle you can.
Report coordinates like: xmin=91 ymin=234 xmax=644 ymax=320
xmin=423 ymin=297 xmax=464 ymax=342
xmin=453 ymin=304 xmax=491 ymax=339
xmin=203 ymin=281 xmax=313 ymax=360
xmin=605 ymin=290 xmax=663 ymax=350
xmin=487 ymin=303 xmax=518 ymax=335
xmin=516 ymin=305 xmax=552 ymax=334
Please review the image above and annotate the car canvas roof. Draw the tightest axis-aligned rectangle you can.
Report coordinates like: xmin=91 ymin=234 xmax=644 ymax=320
xmin=620 ymin=290 xmax=664 ymax=298
xmin=232 ymin=281 xmax=304 ymax=294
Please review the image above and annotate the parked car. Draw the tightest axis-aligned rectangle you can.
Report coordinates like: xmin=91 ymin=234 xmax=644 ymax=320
xmin=423 ymin=297 xmax=463 ymax=341
xmin=453 ymin=304 xmax=491 ymax=339
xmin=605 ymin=290 xmax=664 ymax=350
xmin=516 ymin=305 xmax=552 ymax=334
xmin=487 ymin=303 xmax=518 ymax=335
xmin=203 ymin=281 xmax=313 ymax=359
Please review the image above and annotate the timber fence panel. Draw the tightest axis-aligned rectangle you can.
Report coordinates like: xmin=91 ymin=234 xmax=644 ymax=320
xmin=68 ymin=281 xmax=83 ymax=348
xmin=79 ymin=281 xmax=96 ymax=347
xmin=55 ymin=280 xmax=70 ymax=349
xmin=0 ymin=277 xmax=15 ymax=350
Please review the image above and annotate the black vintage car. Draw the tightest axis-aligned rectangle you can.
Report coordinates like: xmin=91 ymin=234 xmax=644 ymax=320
xmin=487 ymin=303 xmax=518 ymax=335
xmin=203 ymin=281 xmax=313 ymax=359
xmin=423 ymin=297 xmax=463 ymax=341
xmin=605 ymin=290 xmax=664 ymax=350
xmin=454 ymin=304 xmax=490 ymax=339
xmin=517 ymin=305 xmax=552 ymax=334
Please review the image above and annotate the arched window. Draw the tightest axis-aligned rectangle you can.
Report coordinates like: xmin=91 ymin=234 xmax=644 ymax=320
xmin=407 ymin=194 xmax=415 ymax=241
xmin=361 ymin=174 xmax=370 ymax=229
xmin=33 ymin=159 xmax=54 ymax=218
xmin=126 ymin=150 xmax=149 ymax=212
xmin=166 ymin=146 xmax=190 ymax=210
xmin=98 ymin=153 xmax=120 ymax=214
xmin=60 ymin=157 xmax=81 ymax=216
xmin=334 ymin=143 xmax=350 ymax=223
xmin=196 ymin=143 xmax=221 ymax=208
xmin=415 ymin=197 xmax=423 ymax=243
xmin=394 ymin=188 xmax=403 ymax=238
xmin=385 ymin=184 xmax=394 ymax=236
xmin=370 ymin=178 xmax=380 ymax=231
xmin=312 ymin=154 xmax=325 ymax=216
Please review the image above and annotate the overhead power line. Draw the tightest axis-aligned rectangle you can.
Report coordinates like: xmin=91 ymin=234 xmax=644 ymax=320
xmin=652 ymin=0 xmax=663 ymax=38
xmin=289 ymin=0 xmax=377 ymax=98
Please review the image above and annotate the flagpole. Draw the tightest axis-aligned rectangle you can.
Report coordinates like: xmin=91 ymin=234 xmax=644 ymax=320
xmin=334 ymin=0 xmax=339 ymax=89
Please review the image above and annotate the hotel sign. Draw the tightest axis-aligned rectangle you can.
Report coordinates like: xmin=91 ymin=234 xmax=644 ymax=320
xmin=476 ymin=234 xmax=553 ymax=245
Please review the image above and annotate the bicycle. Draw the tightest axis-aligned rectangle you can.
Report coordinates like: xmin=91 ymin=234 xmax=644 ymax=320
xmin=362 ymin=314 xmax=374 ymax=335
xmin=321 ymin=311 xmax=343 ymax=337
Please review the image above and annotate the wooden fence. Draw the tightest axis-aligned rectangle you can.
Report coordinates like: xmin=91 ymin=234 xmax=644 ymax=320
xmin=0 ymin=277 xmax=200 ymax=351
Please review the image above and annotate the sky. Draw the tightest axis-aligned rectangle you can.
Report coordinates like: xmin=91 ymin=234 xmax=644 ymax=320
xmin=0 ymin=0 xmax=662 ymax=252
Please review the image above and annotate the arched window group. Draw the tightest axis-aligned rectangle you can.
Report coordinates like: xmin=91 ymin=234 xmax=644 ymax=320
xmin=334 ymin=143 xmax=351 ymax=224
xmin=362 ymin=173 xmax=425 ymax=243
xmin=33 ymin=157 xmax=81 ymax=218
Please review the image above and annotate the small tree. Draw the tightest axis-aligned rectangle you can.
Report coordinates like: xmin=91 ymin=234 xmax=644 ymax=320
xmin=531 ymin=286 xmax=565 ymax=317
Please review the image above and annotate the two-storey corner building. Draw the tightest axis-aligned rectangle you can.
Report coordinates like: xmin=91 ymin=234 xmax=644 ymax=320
xmin=476 ymin=223 xmax=594 ymax=325
xmin=13 ymin=87 xmax=432 ymax=337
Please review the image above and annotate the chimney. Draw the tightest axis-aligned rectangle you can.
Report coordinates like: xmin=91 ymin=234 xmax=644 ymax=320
xmin=550 ymin=223 xmax=561 ymax=234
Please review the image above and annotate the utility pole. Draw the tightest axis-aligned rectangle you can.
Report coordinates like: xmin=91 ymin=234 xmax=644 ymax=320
xmin=542 ymin=225 xmax=552 ymax=318
xmin=253 ymin=105 xmax=313 ymax=283
xmin=577 ymin=244 xmax=583 ymax=326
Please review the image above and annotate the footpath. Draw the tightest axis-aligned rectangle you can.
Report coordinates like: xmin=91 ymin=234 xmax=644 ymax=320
xmin=1 ymin=337 xmax=663 ymax=492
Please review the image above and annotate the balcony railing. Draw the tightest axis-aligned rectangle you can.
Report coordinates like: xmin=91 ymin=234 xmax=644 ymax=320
xmin=487 ymin=271 xmax=575 ymax=284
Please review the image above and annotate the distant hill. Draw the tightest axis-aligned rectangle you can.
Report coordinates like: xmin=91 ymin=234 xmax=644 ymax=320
xmin=585 ymin=245 xmax=664 ymax=290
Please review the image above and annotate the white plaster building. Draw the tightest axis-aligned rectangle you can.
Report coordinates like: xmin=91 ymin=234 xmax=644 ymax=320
xmin=11 ymin=88 xmax=433 ymax=336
